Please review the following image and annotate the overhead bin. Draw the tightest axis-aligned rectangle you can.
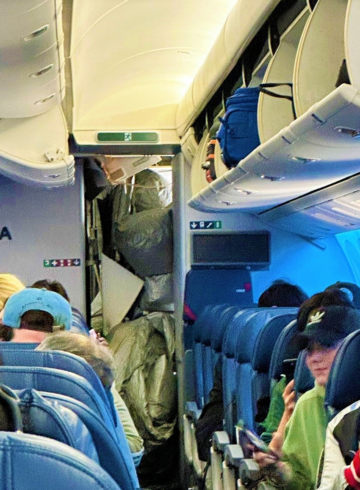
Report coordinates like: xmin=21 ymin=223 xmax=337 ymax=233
xmin=0 ymin=0 xmax=65 ymax=118
xmin=258 ymin=8 xmax=310 ymax=143
xmin=293 ymin=0 xmax=349 ymax=116
xmin=345 ymin=0 xmax=360 ymax=87
xmin=189 ymin=84 xmax=360 ymax=213
xmin=0 ymin=105 xmax=75 ymax=187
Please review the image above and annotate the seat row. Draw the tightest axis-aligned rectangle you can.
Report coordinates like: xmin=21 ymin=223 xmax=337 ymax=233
xmin=0 ymin=343 xmax=139 ymax=490
xmin=184 ymin=303 xmax=360 ymax=490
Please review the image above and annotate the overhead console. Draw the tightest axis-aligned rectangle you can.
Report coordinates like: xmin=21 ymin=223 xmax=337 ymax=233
xmin=187 ymin=0 xmax=360 ymax=221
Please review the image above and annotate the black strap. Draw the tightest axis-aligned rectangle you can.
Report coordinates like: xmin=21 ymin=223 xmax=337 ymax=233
xmin=259 ymin=82 xmax=296 ymax=119
xmin=0 ymin=385 xmax=23 ymax=432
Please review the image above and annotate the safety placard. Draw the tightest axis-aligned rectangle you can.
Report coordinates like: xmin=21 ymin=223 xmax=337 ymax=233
xmin=43 ymin=258 xmax=81 ymax=268
xmin=190 ymin=220 xmax=222 ymax=230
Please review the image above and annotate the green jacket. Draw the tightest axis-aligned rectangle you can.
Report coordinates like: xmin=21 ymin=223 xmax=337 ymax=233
xmin=260 ymin=376 xmax=287 ymax=444
xmin=282 ymin=383 xmax=327 ymax=490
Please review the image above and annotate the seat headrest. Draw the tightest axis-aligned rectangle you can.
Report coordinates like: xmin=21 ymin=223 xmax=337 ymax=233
xmin=222 ymin=309 xmax=257 ymax=357
xmin=235 ymin=309 xmax=297 ymax=370
xmin=326 ymin=329 xmax=360 ymax=418
xmin=268 ymin=319 xmax=301 ymax=381
xmin=0 ymin=366 xmax=115 ymax=430
xmin=0 ymin=349 xmax=108 ymax=407
xmin=211 ymin=306 xmax=240 ymax=352
xmin=200 ymin=304 xmax=229 ymax=345
xmin=0 ymin=432 xmax=120 ymax=490
xmin=294 ymin=350 xmax=314 ymax=395
xmin=193 ymin=304 xmax=216 ymax=342
xmin=41 ymin=391 xmax=139 ymax=490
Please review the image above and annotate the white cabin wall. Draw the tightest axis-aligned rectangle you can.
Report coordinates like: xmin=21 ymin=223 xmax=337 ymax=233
xmin=0 ymin=165 xmax=86 ymax=314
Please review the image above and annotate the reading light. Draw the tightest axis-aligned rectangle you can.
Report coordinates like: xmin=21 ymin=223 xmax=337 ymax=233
xmin=30 ymin=65 xmax=54 ymax=78
xmin=23 ymin=25 xmax=49 ymax=42
xmin=334 ymin=127 xmax=360 ymax=138
xmin=260 ymin=175 xmax=284 ymax=181
xmin=291 ymin=156 xmax=320 ymax=163
xmin=234 ymin=188 xmax=252 ymax=195
xmin=34 ymin=93 xmax=56 ymax=105
xmin=220 ymin=201 xmax=236 ymax=206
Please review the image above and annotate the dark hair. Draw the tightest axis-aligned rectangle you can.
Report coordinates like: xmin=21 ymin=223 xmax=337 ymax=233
xmin=20 ymin=310 xmax=55 ymax=332
xmin=258 ymin=280 xmax=308 ymax=307
xmin=31 ymin=280 xmax=70 ymax=302
xmin=297 ymin=289 xmax=354 ymax=332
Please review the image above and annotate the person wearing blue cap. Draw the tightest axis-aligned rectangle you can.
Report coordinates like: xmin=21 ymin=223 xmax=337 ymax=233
xmin=1 ymin=287 xmax=72 ymax=343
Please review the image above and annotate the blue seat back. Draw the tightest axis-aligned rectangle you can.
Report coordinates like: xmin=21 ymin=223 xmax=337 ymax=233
xmin=192 ymin=304 xmax=223 ymax=407
xmin=268 ymin=319 xmax=300 ymax=391
xmin=183 ymin=269 xmax=253 ymax=322
xmin=42 ymin=391 xmax=139 ymax=490
xmin=325 ymin=330 xmax=360 ymax=420
xmin=0 ymin=349 xmax=110 ymax=410
xmin=0 ymin=342 xmax=38 ymax=350
xmin=201 ymin=304 xmax=236 ymax=403
xmin=294 ymin=349 xmax=314 ymax=395
xmin=0 ymin=366 xmax=116 ymax=435
xmin=222 ymin=308 xmax=258 ymax=437
xmin=16 ymin=388 xmax=98 ymax=462
xmin=0 ymin=432 xmax=121 ymax=490
xmin=235 ymin=308 xmax=297 ymax=433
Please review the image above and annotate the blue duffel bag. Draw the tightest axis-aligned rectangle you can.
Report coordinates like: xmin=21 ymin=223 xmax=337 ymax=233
xmin=217 ymin=86 xmax=260 ymax=169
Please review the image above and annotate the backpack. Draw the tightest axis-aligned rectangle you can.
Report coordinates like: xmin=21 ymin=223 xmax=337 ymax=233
xmin=217 ymin=84 xmax=294 ymax=169
xmin=216 ymin=86 xmax=260 ymax=169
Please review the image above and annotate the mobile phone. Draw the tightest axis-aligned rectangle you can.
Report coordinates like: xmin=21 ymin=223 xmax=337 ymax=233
xmin=238 ymin=427 xmax=279 ymax=459
xmin=282 ymin=358 xmax=297 ymax=383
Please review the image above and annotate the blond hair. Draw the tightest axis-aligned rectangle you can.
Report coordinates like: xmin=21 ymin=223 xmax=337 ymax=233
xmin=0 ymin=274 xmax=25 ymax=310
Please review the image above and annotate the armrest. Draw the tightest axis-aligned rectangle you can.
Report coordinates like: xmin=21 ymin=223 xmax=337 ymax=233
xmin=184 ymin=401 xmax=202 ymax=421
xmin=239 ymin=459 xmax=262 ymax=487
xmin=212 ymin=430 xmax=230 ymax=453
xmin=224 ymin=444 xmax=244 ymax=468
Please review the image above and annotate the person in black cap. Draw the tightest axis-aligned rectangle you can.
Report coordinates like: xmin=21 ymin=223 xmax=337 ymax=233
xmin=254 ymin=305 xmax=360 ymax=490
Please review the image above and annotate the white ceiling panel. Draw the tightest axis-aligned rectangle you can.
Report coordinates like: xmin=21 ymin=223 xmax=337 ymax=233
xmin=70 ymin=0 xmax=238 ymax=131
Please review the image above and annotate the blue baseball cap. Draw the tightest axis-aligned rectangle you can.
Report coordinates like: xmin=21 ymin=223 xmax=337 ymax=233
xmin=3 ymin=288 xmax=72 ymax=331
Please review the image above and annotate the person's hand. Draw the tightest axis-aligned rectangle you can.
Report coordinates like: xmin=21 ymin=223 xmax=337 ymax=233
xmin=253 ymin=449 xmax=279 ymax=468
xmin=89 ymin=329 xmax=109 ymax=347
xmin=283 ymin=379 xmax=296 ymax=417
xmin=345 ymin=449 xmax=360 ymax=489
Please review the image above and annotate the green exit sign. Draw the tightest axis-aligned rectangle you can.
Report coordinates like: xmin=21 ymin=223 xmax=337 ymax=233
xmin=97 ymin=132 xmax=159 ymax=143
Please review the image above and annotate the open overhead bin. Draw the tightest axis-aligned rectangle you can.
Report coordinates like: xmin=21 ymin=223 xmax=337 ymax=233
xmin=189 ymin=84 xmax=360 ymax=213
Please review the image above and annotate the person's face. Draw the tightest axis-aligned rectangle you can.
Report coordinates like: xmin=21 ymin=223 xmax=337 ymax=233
xmin=305 ymin=342 xmax=341 ymax=387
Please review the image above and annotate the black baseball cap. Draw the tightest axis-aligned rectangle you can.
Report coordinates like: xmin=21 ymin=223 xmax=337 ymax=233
xmin=295 ymin=305 xmax=360 ymax=350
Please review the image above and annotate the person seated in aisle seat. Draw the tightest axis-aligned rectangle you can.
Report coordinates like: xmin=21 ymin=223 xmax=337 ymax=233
xmin=317 ymin=398 xmax=360 ymax=490
xmin=257 ymin=280 xmax=308 ymax=308
xmin=259 ymin=287 xmax=356 ymax=444
xmin=37 ymin=332 xmax=144 ymax=457
xmin=253 ymin=305 xmax=360 ymax=490
xmin=0 ymin=273 xmax=26 ymax=340
xmin=31 ymin=279 xmax=90 ymax=335
xmin=195 ymin=280 xmax=308 ymax=462
xmin=1 ymin=287 xmax=72 ymax=342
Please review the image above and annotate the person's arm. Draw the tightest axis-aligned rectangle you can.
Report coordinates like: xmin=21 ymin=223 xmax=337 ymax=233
xmin=111 ymin=384 xmax=144 ymax=453
xmin=268 ymin=379 xmax=296 ymax=455
xmin=317 ymin=423 xmax=349 ymax=490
